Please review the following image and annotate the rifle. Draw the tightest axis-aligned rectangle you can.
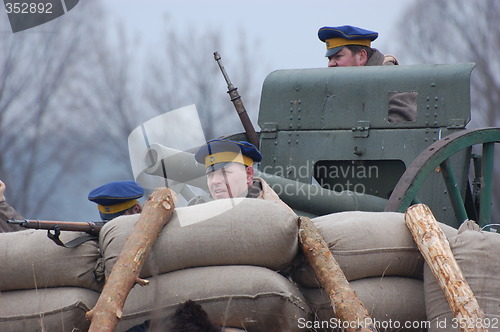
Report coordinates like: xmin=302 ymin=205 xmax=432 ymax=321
xmin=7 ymin=219 xmax=107 ymax=248
xmin=213 ymin=52 xmax=260 ymax=149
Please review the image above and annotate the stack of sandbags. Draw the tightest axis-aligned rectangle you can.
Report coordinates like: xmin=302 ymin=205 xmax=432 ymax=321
xmin=292 ymin=211 xmax=430 ymax=331
xmin=121 ymin=265 xmax=309 ymax=331
xmin=99 ymin=198 xmax=311 ymax=332
xmin=0 ymin=230 xmax=103 ymax=331
xmin=424 ymin=220 xmax=500 ymax=331
xmin=300 ymin=277 xmax=426 ymax=331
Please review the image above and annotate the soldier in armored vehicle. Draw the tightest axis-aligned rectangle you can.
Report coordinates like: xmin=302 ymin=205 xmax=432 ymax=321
xmin=318 ymin=25 xmax=417 ymax=123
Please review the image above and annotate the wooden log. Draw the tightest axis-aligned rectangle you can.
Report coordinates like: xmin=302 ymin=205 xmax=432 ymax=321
xmin=298 ymin=217 xmax=378 ymax=332
xmin=405 ymin=204 xmax=489 ymax=332
xmin=86 ymin=187 xmax=176 ymax=332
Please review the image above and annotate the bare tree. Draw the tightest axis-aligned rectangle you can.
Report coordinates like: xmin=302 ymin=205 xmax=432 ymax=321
xmin=396 ymin=0 xmax=500 ymax=129
xmin=0 ymin=5 xmax=268 ymax=219
xmin=73 ymin=23 xmax=144 ymax=172
xmin=145 ymin=19 xmax=266 ymax=141
xmin=396 ymin=0 xmax=500 ymax=219
xmin=0 ymin=2 xmax=115 ymax=218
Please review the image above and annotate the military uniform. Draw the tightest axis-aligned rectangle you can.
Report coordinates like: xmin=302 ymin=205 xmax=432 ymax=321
xmin=318 ymin=25 xmax=416 ymax=123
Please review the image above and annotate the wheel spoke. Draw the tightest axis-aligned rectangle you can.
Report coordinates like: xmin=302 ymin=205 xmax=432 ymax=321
xmin=440 ymin=159 xmax=468 ymax=226
xmin=479 ymin=142 xmax=495 ymax=227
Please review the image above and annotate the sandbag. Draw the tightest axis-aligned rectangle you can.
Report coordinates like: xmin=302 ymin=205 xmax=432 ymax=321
xmin=0 ymin=286 xmax=99 ymax=332
xmin=116 ymin=265 xmax=311 ymax=332
xmin=292 ymin=211 xmax=458 ymax=287
xmin=424 ymin=220 xmax=500 ymax=331
xmin=0 ymin=229 xmax=103 ymax=292
xmin=301 ymin=277 xmax=426 ymax=332
xmin=100 ymin=198 xmax=299 ymax=278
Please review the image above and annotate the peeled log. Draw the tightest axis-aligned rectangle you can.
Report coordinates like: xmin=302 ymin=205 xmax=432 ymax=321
xmin=405 ymin=204 xmax=489 ymax=332
xmin=86 ymin=187 xmax=176 ymax=332
xmin=298 ymin=217 xmax=377 ymax=332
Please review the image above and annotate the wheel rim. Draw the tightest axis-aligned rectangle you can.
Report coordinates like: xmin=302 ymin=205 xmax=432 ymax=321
xmin=385 ymin=128 xmax=500 ymax=227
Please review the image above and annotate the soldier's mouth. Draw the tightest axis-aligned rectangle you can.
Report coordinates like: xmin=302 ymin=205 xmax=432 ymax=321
xmin=214 ymin=189 xmax=226 ymax=194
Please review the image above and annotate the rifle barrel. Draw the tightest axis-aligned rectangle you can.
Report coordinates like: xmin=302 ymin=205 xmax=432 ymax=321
xmin=6 ymin=219 xmax=106 ymax=235
xmin=213 ymin=52 xmax=260 ymax=149
xmin=6 ymin=219 xmax=26 ymax=225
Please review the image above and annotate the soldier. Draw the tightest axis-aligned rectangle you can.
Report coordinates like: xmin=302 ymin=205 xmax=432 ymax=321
xmin=88 ymin=180 xmax=144 ymax=221
xmin=0 ymin=179 xmax=23 ymax=232
xmin=191 ymin=139 xmax=294 ymax=213
xmin=126 ymin=300 xmax=244 ymax=332
xmin=318 ymin=25 xmax=417 ymax=123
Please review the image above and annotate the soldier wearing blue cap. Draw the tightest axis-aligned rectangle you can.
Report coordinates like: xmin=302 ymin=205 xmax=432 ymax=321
xmin=318 ymin=25 xmax=398 ymax=67
xmin=192 ymin=139 xmax=293 ymax=212
xmin=88 ymin=180 xmax=144 ymax=221
xmin=318 ymin=25 xmax=416 ymax=123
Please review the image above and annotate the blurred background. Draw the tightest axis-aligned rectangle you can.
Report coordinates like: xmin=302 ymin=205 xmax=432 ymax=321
xmin=1 ymin=0 xmax=498 ymax=221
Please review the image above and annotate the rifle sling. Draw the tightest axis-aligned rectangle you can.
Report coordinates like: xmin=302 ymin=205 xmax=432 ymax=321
xmin=47 ymin=226 xmax=98 ymax=248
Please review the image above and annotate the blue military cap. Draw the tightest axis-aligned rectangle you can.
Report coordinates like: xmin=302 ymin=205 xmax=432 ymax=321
xmin=318 ymin=25 xmax=378 ymax=57
xmin=194 ymin=139 xmax=262 ymax=174
xmin=88 ymin=180 xmax=144 ymax=220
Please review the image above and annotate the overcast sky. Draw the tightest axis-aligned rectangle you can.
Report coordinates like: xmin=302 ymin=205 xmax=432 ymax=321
xmin=105 ymin=0 xmax=415 ymax=77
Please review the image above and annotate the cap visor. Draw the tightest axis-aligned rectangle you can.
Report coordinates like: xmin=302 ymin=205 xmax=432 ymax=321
xmin=325 ymin=46 xmax=344 ymax=57
xmin=206 ymin=162 xmax=234 ymax=174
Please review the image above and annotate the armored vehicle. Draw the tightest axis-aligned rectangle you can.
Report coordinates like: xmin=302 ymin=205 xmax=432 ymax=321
xmin=146 ymin=62 xmax=499 ymax=229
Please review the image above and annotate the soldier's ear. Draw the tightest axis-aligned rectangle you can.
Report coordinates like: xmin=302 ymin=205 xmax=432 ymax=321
xmin=246 ymin=166 xmax=255 ymax=184
xmin=358 ymin=49 xmax=368 ymax=66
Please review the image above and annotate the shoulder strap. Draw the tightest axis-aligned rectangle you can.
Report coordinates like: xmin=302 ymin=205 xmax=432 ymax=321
xmin=47 ymin=227 xmax=98 ymax=248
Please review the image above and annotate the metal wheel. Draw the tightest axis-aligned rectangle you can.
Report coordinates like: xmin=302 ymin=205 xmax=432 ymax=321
xmin=385 ymin=128 xmax=500 ymax=227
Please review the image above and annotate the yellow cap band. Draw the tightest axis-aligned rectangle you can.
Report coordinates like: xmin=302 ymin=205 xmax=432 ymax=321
xmin=325 ymin=38 xmax=371 ymax=49
xmin=204 ymin=152 xmax=253 ymax=168
xmin=98 ymin=199 xmax=138 ymax=214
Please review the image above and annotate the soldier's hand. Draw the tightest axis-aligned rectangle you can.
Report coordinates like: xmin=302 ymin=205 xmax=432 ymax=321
xmin=0 ymin=179 xmax=5 ymax=202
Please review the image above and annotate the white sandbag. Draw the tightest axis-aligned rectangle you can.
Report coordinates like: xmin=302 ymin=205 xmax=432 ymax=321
xmin=424 ymin=220 xmax=500 ymax=331
xmin=100 ymin=198 xmax=299 ymax=278
xmin=0 ymin=229 xmax=103 ymax=292
xmin=301 ymin=277 xmax=426 ymax=332
xmin=0 ymin=287 xmax=99 ymax=332
xmin=115 ymin=265 xmax=310 ymax=332
xmin=292 ymin=211 xmax=458 ymax=287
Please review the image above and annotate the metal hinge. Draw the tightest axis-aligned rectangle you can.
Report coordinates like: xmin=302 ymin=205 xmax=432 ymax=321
xmin=261 ymin=122 xmax=278 ymax=139
xmin=352 ymin=121 xmax=370 ymax=138
xmin=447 ymin=118 xmax=467 ymax=129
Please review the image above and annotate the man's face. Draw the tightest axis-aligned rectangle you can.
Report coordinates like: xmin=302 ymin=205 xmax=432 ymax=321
xmin=207 ymin=163 xmax=253 ymax=200
xmin=327 ymin=47 xmax=367 ymax=67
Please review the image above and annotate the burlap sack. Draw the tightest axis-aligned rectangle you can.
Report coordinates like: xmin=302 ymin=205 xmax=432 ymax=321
xmin=0 ymin=229 xmax=103 ymax=291
xmin=100 ymin=198 xmax=299 ymax=278
xmin=292 ymin=211 xmax=458 ymax=287
xmin=0 ymin=286 xmax=99 ymax=332
xmin=424 ymin=220 xmax=500 ymax=331
xmin=301 ymin=277 xmax=426 ymax=332
xmin=116 ymin=265 xmax=311 ymax=332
